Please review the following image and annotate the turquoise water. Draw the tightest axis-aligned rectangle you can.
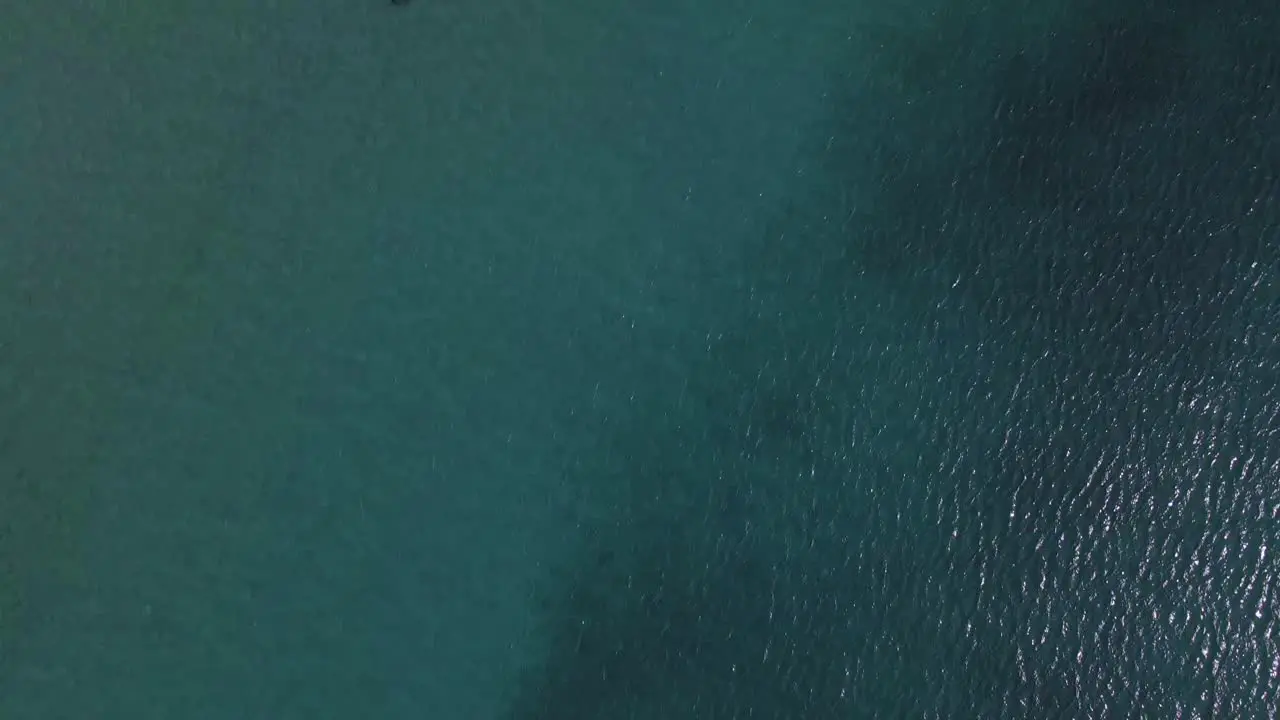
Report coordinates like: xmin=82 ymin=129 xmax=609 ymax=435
xmin=2 ymin=0 xmax=1278 ymax=717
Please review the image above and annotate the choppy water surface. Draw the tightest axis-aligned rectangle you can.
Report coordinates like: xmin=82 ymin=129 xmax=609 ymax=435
xmin=509 ymin=2 xmax=1280 ymax=717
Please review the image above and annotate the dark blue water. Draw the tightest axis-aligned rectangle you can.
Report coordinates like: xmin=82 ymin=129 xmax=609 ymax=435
xmin=3 ymin=1 xmax=1277 ymax=718
xmin=508 ymin=3 xmax=1280 ymax=718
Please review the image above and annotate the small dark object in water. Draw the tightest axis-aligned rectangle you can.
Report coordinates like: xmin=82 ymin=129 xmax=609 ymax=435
xmin=390 ymin=0 xmax=409 ymax=5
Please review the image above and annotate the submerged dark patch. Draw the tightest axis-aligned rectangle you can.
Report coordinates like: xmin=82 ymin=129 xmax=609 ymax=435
xmin=505 ymin=2 xmax=1280 ymax=717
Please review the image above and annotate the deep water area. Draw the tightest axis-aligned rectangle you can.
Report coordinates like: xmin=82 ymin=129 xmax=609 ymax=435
xmin=506 ymin=2 xmax=1280 ymax=717
xmin=3 ymin=1 xmax=1278 ymax=717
